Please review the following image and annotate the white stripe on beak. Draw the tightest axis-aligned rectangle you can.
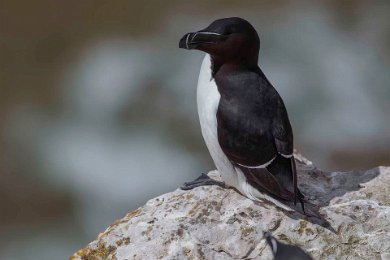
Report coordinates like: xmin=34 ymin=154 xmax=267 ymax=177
xmin=185 ymin=33 xmax=190 ymax=49
xmin=191 ymin=32 xmax=198 ymax=42
xmin=198 ymin=32 xmax=222 ymax=36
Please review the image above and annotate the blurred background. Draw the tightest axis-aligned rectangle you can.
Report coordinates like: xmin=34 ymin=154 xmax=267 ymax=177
xmin=0 ymin=0 xmax=389 ymax=258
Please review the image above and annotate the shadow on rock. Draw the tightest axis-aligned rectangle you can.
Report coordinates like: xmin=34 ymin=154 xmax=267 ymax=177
xmin=284 ymin=155 xmax=381 ymax=232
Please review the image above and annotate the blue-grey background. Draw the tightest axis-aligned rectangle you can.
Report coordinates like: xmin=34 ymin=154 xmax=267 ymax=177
xmin=0 ymin=1 xmax=389 ymax=259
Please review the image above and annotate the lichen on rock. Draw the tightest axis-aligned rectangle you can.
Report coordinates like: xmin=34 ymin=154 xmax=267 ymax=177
xmin=71 ymin=154 xmax=390 ymax=259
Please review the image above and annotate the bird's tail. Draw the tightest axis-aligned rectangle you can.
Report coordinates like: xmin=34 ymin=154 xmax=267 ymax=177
xmin=266 ymin=155 xmax=297 ymax=200
xmin=266 ymin=155 xmax=320 ymax=217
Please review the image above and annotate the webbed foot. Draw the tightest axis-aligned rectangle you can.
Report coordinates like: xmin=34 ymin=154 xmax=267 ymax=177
xmin=181 ymin=173 xmax=226 ymax=190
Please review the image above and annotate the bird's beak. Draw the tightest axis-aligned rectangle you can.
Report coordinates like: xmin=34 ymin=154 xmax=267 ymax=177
xmin=179 ymin=31 xmax=225 ymax=50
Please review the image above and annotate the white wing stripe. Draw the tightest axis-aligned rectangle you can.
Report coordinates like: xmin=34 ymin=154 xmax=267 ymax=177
xmin=280 ymin=153 xmax=293 ymax=158
xmin=236 ymin=156 xmax=276 ymax=169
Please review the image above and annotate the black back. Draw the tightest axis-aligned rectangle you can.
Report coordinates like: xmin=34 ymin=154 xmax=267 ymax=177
xmin=214 ymin=62 xmax=297 ymax=201
xmin=215 ymin=65 xmax=293 ymax=166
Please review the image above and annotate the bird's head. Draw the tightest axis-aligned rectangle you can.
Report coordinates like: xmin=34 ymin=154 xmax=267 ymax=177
xmin=179 ymin=17 xmax=260 ymax=66
xmin=263 ymin=232 xmax=278 ymax=256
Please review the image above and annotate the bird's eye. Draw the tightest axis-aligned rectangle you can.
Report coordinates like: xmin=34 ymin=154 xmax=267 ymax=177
xmin=222 ymin=29 xmax=233 ymax=35
xmin=225 ymin=26 xmax=239 ymax=35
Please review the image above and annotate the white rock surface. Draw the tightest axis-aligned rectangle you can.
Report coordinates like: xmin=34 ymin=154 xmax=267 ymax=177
xmin=71 ymin=154 xmax=390 ymax=259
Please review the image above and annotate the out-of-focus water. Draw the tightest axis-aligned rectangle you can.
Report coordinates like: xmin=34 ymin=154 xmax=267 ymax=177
xmin=0 ymin=1 xmax=389 ymax=259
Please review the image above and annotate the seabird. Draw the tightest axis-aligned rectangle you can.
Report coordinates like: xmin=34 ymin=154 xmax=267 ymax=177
xmin=264 ymin=232 xmax=313 ymax=260
xmin=179 ymin=17 xmax=307 ymax=213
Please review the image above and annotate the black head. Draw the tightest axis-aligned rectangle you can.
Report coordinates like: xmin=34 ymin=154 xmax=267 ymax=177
xmin=263 ymin=232 xmax=313 ymax=260
xmin=263 ymin=232 xmax=278 ymax=256
xmin=179 ymin=17 xmax=260 ymax=67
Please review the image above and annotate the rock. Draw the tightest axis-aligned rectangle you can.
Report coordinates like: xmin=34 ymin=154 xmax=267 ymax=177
xmin=71 ymin=154 xmax=390 ymax=259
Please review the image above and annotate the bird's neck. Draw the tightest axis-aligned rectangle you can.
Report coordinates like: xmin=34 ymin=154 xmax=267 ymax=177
xmin=210 ymin=54 xmax=259 ymax=77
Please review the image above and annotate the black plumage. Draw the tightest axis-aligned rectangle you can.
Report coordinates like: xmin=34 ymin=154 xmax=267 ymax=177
xmin=214 ymin=58 xmax=300 ymax=204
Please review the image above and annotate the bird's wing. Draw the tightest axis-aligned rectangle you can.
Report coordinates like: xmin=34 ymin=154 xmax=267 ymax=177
xmin=269 ymin=94 xmax=298 ymax=202
xmin=272 ymin=97 xmax=294 ymax=157
xmin=236 ymin=164 xmax=296 ymax=201
xmin=216 ymin=70 xmax=297 ymax=201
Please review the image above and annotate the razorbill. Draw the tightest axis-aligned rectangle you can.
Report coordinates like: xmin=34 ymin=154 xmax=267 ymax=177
xmin=179 ymin=17 xmax=307 ymax=213
xmin=264 ymin=232 xmax=313 ymax=260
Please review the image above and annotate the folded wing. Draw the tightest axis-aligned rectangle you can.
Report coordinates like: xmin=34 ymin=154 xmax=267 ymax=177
xmin=216 ymin=70 xmax=298 ymax=203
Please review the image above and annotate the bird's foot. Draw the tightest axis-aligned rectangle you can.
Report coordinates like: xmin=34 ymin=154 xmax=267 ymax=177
xmin=296 ymin=197 xmax=322 ymax=219
xmin=180 ymin=173 xmax=226 ymax=190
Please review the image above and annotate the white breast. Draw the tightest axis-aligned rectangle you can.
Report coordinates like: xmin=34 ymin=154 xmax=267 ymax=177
xmin=196 ymin=54 xmax=238 ymax=188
